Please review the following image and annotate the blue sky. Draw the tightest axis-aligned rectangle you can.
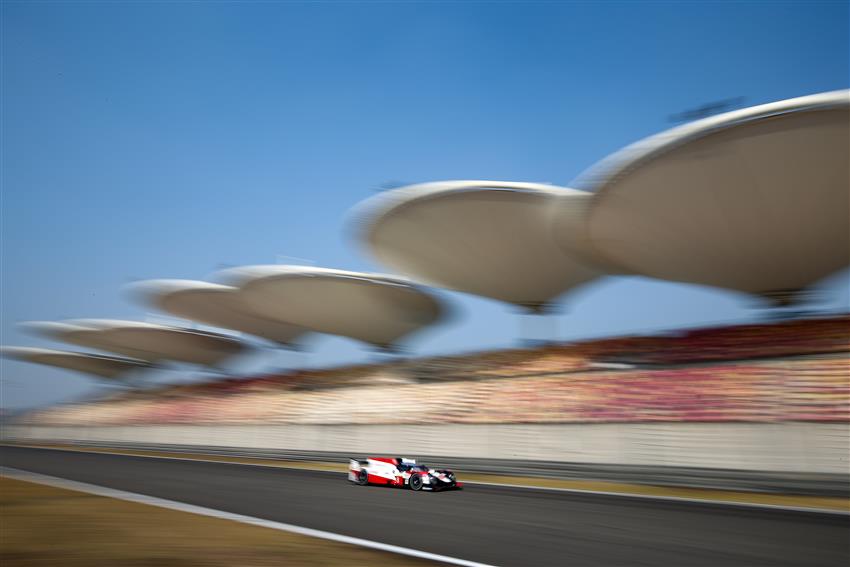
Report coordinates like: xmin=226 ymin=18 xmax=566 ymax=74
xmin=2 ymin=1 xmax=848 ymax=410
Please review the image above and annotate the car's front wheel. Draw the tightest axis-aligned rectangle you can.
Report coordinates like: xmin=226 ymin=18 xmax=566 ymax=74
xmin=356 ymin=470 xmax=369 ymax=486
xmin=409 ymin=474 xmax=424 ymax=491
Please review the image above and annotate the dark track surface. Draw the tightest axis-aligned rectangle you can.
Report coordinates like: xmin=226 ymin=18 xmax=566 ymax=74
xmin=2 ymin=446 xmax=848 ymax=567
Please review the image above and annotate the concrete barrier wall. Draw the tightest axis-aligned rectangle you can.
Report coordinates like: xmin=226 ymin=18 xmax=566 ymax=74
xmin=5 ymin=422 xmax=848 ymax=474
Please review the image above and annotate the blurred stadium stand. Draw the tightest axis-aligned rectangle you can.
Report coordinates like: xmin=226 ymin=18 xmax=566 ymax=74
xmin=16 ymin=315 xmax=848 ymax=426
xmin=7 ymin=315 xmax=848 ymax=492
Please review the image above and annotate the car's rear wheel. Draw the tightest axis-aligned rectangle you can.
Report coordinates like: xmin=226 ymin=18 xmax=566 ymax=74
xmin=409 ymin=474 xmax=424 ymax=491
xmin=356 ymin=470 xmax=369 ymax=486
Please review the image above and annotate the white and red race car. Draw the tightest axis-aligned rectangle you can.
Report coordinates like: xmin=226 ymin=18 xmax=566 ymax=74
xmin=349 ymin=457 xmax=463 ymax=491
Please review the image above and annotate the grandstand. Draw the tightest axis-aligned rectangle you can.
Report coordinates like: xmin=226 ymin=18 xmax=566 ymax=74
xmin=4 ymin=92 xmax=848 ymax=481
xmin=19 ymin=315 xmax=849 ymax=427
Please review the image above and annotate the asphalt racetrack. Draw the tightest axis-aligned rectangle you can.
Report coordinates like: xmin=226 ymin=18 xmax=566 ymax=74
xmin=2 ymin=446 xmax=847 ymax=566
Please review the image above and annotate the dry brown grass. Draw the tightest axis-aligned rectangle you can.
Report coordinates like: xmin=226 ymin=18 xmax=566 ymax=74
xmin=0 ymin=476 xmax=437 ymax=567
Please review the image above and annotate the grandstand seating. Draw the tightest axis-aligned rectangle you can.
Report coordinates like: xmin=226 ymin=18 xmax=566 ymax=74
xmin=24 ymin=356 xmax=849 ymax=427
xmin=21 ymin=316 xmax=849 ymax=427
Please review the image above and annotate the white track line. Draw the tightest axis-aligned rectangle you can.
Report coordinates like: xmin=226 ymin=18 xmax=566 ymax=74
xmin=1 ymin=466 xmax=497 ymax=567
xmin=466 ymin=480 xmax=850 ymax=516
xmin=9 ymin=445 xmax=849 ymax=516
xmin=12 ymin=445 xmax=333 ymax=472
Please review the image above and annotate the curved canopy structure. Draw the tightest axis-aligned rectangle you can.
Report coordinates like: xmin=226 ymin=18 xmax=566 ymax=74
xmin=221 ymin=265 xmax=443 ymax=349
xmin=22 ymin=319 xmax=246 ymax=366
xmin=566 ymin=90 xmax=850 ymax=304
xmin=127 ymin=279 xmax=308 ymax=347
xmin=1 ymin=346 xmax=151 ymax=380
xmin=354 ymin=180 xmax=606 ymax=312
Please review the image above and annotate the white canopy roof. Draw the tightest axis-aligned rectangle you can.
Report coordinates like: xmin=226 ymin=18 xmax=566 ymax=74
xmin=22 ymin=319 xmax=246 ymax=366
xmin=220 ymin=265 xmax=444 ymax=349
xmin=565 ymin=90 xmax=849 ymax=304
xmin=127 ymin=279 xmax=308 ymax=347
xmin=1 ymin=346 xmax=151 ymax=380
xmin=353 ymin=180 xmax=606 ymax=311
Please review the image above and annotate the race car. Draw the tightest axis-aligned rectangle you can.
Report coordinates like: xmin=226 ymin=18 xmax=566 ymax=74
xmin=348 ymin=457 xmax=463 ymax=491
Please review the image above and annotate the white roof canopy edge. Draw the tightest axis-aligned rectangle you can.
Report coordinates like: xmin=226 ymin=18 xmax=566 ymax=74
xmin=1 ymin=346 xmax=153 ymax=380
xmin=351 ymin=180 xmax=607 ymax=312
xmin=220 ymin=264 xmax=446 ymax=350
xmin=571 ymin=90 xmax=850 ymax=192
xmin=125 ymin=278 xmax=310 ymax=348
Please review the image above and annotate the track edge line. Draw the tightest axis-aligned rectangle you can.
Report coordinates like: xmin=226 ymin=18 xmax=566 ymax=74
xmin=7 ymin=444 xmax=848 ymax=516
xmin=0 ymin=466 xmax=499 ymax=567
